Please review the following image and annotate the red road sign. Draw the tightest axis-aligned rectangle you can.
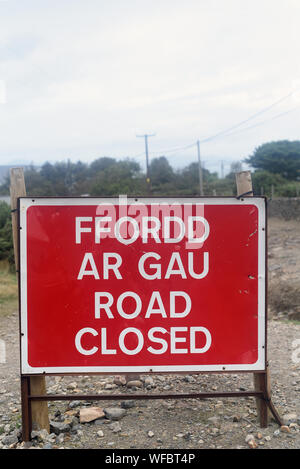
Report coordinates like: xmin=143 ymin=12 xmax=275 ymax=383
xmin=19 ymin=197 xmax=266 ymax=374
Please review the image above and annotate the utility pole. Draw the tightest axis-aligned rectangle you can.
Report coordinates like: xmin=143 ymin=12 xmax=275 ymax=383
xmin=197 ymin=140 xmax=204 ymax=196
xmin=136 ymin=133 xmax=155 ymax=194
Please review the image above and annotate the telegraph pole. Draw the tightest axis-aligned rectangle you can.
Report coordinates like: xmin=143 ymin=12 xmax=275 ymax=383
xmin=197 ymin=140 xmax=204 ymax=196
xmin=136 ymin=133 xmax=155 ymax=194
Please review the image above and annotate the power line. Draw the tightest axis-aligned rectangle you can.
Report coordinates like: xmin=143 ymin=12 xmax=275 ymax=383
xmin=142 ymin=92 xmax=299 ymax=194
xmin=145 ymin=102 xmax=300 ymax=163
xmin=199 ymin=89 xmax=299 ymax=144
xmin=129 ymin=151 xmax=146 ymax=159
xmin=145 ymin=88 xmax=299 ymax=158
xmin=149 ymin=142 xmax=196 ymax=157
xmin=94 ymin=89 xmax=300 ymax=193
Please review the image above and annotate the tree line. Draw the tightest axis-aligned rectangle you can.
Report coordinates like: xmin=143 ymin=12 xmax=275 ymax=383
xmin=1 ymin=139 xmax=300 ymax=268
xmin=1 ymin=140 xmax=299 ymax=199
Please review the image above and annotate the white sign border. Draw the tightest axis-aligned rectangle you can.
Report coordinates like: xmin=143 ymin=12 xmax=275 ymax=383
xmin=19 ymin=197 xmax=266 ymax=375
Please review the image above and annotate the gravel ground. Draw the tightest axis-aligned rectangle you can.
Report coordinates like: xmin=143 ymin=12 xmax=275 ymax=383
xmin=0 ymin=217 xmax=299 ymax=450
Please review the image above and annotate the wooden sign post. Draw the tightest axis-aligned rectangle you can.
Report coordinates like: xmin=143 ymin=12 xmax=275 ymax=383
xmin=10 ymin=168 xmax=50 ymax=439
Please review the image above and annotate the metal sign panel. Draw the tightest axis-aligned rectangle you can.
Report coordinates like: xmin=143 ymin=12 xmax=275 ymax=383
xmin=19 ymin=197 xmax=266 ymax=375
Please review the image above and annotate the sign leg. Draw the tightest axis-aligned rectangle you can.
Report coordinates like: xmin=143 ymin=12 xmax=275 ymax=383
xmin=30 ymin=376 xmax=50 ymax=432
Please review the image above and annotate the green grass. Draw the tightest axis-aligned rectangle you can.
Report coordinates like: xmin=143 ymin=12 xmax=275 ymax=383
xmin=0 ymin=261 xmax=18 ymax=317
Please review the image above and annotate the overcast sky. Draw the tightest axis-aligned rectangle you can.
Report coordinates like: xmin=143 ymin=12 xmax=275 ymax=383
xmin=0 ymin=0 xmax=300 ymax=174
